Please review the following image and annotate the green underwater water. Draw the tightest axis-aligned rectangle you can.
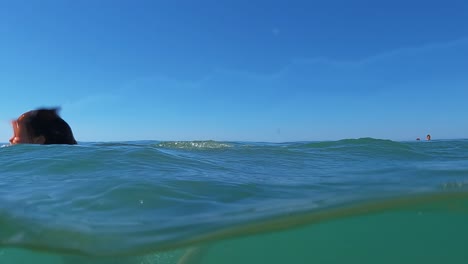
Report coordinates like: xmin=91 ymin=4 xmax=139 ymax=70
xmin=196 ymin=193 xmax=468 ymax=264
xmin=2 ymin=192 xmax=467 ymax=264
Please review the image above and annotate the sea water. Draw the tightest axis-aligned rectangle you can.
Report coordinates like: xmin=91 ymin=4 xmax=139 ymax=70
xmin=0 ymin=138 xmax=467 ymax=263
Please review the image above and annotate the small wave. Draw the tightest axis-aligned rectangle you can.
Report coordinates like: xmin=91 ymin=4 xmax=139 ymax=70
xmin=90 ymin=141 xmax=154 ymax=148
xmin=291 ymin=137 xmax=395 ymax=148
xmin=441 ymin=181 xmax=468 ymax=190
xmin=291 ymin=137 xmax=411 ymax=153
xmin=156 ymin=141 xmax=233 ymax=150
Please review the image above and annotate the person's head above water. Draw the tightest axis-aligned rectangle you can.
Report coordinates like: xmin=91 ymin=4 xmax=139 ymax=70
xmin=10 ymin=108 xmax=77 ymax=145
xmin=426 ymin=134 xmax=431 ymax=141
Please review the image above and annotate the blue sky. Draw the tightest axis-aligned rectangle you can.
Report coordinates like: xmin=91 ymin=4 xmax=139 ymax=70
xmin=0 ymin=0 xmax=467 ymax=142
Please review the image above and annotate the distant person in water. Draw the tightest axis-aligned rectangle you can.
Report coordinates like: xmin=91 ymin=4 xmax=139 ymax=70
xmin=426 ymin=134 xmax=431 ymax=141
xmin=9 ymin=108 xmax=77 ymax=145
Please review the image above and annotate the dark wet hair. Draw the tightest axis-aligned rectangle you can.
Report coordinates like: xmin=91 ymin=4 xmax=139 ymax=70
xmin=21 ymin=108 xmax=77 ymax=145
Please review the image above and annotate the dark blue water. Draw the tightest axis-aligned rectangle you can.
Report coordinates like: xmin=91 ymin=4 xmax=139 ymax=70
xmin=1 ymin=138 xmax=468 ymax=263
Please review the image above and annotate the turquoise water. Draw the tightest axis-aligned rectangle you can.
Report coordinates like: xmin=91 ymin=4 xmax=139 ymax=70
xmin=1 ymin=138 xmax=468 ymax=263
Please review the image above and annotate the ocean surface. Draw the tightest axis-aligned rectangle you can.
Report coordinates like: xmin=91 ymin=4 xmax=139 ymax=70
xmin=1 ymin=138 xmax=468 ymax=264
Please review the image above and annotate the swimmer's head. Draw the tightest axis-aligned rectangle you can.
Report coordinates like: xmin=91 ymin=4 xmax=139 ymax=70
xmin=10 ymin=108 xmax=77 ymax=145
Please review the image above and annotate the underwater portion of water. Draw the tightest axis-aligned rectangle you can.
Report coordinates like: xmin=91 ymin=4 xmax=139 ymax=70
xmin=1 ymin=139 xmax=467 ymax=263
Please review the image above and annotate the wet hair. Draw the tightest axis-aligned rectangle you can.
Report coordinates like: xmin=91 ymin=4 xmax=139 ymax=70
xmin=20 ymin=108 xmax=77 ymax=145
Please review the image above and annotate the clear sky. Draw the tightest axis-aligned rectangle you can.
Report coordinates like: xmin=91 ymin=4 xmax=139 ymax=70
xmin=1 ymin=0 xmax=467 ymax=142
